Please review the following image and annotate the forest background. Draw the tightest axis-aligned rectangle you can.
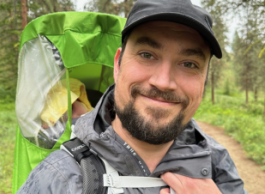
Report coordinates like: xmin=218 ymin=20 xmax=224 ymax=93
xmin=1 ymin=0 xmax=265 ymax=193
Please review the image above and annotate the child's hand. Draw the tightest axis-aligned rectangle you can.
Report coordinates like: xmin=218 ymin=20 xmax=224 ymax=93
xmin=72 ymin=100 xmax=88 ymax=119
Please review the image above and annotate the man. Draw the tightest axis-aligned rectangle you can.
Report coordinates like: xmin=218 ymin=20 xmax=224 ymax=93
xmin=17 ymin=0 xmax=247 ymax=193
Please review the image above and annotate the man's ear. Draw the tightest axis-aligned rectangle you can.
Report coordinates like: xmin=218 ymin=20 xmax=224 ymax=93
xmin=113 ymin=47 xmax=122 ymax=83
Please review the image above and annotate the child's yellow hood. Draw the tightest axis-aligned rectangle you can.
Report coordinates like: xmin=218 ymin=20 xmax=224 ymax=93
xmin=41 ymin=78 xmax=93 ymax=126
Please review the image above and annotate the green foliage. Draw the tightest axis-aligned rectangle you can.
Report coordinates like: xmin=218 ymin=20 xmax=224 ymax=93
xmin=0 ymin=0 xmax=21 ymax=101
xmin=208 ymin=0 xmax=265 ymax=104
xmin=201 ymin=0 xmax=229 ymax=105
xmin=27 ymin=0 xmax=74 ymax=19
xmin=0 ymin=102 xmax=16 ymax=194
xmin=202 ymin=0 xmax=229 ymax=80
xmin=223 ymin=78 xmax=230 ymax=95
xmin=84 ymin=0 xmax=136 ymax=17
xmin=234 ymin=14 xmax=265 ymax=89
xmin=259 ymin=47 xmax=265 ymax=58
xmin=195 ymin=90 xmax=265 ymax=168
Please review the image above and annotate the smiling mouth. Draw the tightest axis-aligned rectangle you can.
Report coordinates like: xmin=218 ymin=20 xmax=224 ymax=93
xmin=141 ymin=94 xmax=180 ymax=105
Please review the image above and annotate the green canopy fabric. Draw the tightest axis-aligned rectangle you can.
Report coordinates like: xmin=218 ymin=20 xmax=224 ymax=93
xmin=13 ymin=12 xmax=126 ymax=193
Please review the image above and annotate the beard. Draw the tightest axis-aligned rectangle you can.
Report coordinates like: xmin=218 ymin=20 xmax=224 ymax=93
xmin=114 ymin=85 xmax=189 ymax=145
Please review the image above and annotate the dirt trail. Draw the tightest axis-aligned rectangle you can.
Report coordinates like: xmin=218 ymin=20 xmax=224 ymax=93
xmin=197 ymin=121 xmax=265 ymax=194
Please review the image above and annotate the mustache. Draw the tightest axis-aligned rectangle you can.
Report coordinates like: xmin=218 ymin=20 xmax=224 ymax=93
xmin=131 ymin=85 xmax=189 ymax=107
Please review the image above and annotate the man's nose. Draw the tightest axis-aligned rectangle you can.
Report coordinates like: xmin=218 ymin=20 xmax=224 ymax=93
xmin=148 ymin=61 xmax=177 ymax=91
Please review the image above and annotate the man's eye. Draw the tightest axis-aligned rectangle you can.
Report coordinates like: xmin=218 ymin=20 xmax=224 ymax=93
xmin=182 ymin=62 xmax=197 ymax=68
xmin=140 ymin=52 xmax=154 ymax=59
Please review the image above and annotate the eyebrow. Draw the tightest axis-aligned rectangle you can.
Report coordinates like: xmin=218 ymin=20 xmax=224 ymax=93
xmin=180 ymin=48 xmax=206 ymax=62
xmin=134 ymin=37 xmax=163 ymax=50
xmin=134 ymin=37 xmax=207 ymax=61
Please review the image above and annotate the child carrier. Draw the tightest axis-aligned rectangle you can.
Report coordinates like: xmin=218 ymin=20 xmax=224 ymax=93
xmin=13 ymin=12 xmax=126 ymax=193
xmin=14 ymin=12 xmax=170 ymax=194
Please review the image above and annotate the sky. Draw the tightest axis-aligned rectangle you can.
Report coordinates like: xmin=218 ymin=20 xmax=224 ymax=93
xmin=74 ymin=0 xmax=89 ymax=11
xmin=191 ymin=0 xmax=201 ymax=6
xmin=73 ymin=0 xmax=237 ymax=51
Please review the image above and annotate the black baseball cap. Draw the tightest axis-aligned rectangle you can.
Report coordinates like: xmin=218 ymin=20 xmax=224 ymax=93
xmin=122 ymin=0 xmax=222 ymax=58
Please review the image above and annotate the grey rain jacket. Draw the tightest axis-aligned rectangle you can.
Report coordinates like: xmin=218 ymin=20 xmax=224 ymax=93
xmin=17 ymin=85 xmax=247 ymax=194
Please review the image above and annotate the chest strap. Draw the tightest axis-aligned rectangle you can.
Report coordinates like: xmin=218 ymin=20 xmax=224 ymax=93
xmin=100 ymin=157 xmax=168 ymax=194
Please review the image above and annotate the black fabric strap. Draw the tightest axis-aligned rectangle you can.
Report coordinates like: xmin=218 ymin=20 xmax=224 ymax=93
xmin=62 ymin=137 xmax=107 ymax=194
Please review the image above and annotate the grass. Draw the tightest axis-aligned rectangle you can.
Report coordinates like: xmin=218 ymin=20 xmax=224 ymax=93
xmin=0 ymin=101 xmax=17 ymax=194
xmin=194 ymin=89 xmax=265 ymax=168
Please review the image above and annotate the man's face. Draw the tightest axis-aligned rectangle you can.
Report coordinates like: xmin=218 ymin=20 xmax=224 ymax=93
xmin=113 ymin=21 xmax=211 ymax=144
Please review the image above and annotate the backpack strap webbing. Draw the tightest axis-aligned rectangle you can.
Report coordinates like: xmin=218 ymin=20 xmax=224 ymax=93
xmin=100 ymin=157 xmax=167 ymax=194
xmin=61 ymin=138 xmax=107 ymax=194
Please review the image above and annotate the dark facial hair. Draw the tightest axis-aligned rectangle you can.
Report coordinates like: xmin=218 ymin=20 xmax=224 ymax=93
xmin=114 ymin=85 xmax=189 ymax=145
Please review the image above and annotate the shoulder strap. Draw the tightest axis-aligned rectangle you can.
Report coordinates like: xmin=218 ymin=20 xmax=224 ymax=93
xmin=60 ymin=137 xmax=92 ymax=163
xmin=61 ymin=137 xmax=107 ymax=194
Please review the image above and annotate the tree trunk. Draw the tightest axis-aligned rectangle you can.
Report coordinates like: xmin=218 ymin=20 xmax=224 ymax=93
xmin=53 ymin=0 xmax=57 ymax=12
xmin=124 ymin=0 xmax=128 ymax=18
xmin=245 ymin=67 xmax=249 ymax=104
xmin=263 ymin=89 xmax=265 ymax=117
xmin=102 ymin=0 xmax=111 ymax=13
xmin=21 ymin=0 xmax=27 ymax=29
xmin=10 ymin=10 xmax=16 ymax=41
xmin=10 ymin=9 xmax=17 ymax=42
xmin=13 ymin=0 xmax=17 ymax=30
xmin=211 ymin=71 xmax=215 ymax=105
xmin=254 ymin=87 xmax=258 ymax=102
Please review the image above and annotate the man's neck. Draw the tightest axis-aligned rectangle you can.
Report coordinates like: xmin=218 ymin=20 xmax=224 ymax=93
xmin=111 ymin=116 xmax=174 ymax=173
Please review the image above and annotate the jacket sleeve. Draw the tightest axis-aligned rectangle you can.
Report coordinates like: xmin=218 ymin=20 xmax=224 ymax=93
xmin=17 ymin=150 xmax=83 ymax=194
xmin=209 ymin=138 xmax=248 ymax=194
